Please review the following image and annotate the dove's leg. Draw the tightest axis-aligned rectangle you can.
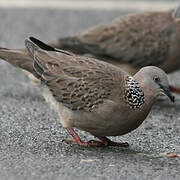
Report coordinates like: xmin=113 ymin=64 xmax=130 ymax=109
xmin=96 ymin=136 xmax=129 ymax=147
xmin=64 ymin=128 xmax=104 ymax=146
xmin=169 ymin=85 xmax=180 ymax=94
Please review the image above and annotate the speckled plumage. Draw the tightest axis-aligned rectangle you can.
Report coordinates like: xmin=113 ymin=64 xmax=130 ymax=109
xmin=33 ymin=53 xmax=118 ymax=112
xmin=124 ymin=76 xmax=145 ymax=109
xmin=25 ymin=37 xmax=125 ymax=112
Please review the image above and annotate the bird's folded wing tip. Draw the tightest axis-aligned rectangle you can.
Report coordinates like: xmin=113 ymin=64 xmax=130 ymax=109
xmin=25 ymin=38 xmax=37 ymax=57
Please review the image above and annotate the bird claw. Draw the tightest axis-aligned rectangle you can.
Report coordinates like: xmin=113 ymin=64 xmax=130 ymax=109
xmin=108 ymin=142 xmax=129 ymax=147
xmin=100 ymin=140 xmax=129 ymax=147
xmin=64 ymin=128 xmax=129 ymax=147
xmin=96 ymin=136 xmax=129 ymax=147
xmin=63 ymin=139 xmax=129 ymax=147
xmin=87 ymin=140 xmax=105 ymax=146
xmin=62 ymin=139 xmax=104 ymax=147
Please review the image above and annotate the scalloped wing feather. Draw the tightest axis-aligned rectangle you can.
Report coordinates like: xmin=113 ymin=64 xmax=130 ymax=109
xmin=32 ymin=49 xmax=125 ymax=112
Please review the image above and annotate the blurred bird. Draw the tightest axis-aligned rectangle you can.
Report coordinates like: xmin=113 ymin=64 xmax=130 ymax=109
xmin=49 ymin=5 xmax=180 ymax=94
xmin=0 ymin=37 xmax=175 ymax=146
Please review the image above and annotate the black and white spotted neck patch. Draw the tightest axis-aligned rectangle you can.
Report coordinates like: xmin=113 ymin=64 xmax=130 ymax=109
xmin=124 ymin=76 xmax=145 ymax=109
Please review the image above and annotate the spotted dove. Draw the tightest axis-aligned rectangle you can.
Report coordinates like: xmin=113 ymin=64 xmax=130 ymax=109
xmin=0 ymin=37 xmax=174 ymax=146
xmin=49 ymin=5 xmax=180 ymax=94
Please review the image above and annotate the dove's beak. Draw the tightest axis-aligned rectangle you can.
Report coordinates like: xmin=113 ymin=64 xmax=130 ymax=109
xmin=159 ymin=84 xmax=175 ymax=103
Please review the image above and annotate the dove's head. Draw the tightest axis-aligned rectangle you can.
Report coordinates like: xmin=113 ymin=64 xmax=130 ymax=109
xmin=173 ymin=4 xmax=180 ymax=19
xmin=134 ymin=66 xmax=175 ymax=103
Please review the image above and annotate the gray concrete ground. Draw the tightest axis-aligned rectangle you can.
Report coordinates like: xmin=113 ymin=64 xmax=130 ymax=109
xmin=0 ymin=4 xmax=180 ymax=180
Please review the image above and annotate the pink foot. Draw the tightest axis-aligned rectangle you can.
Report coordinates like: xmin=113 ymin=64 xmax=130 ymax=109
xmin=169 ymin=85 xmax=180 ymax=94
xmin=97 ymin=136 xmax=129 ymax=147
xmin=63 ymin=128 xmax=104 ymax=147
xmin=64 ymin=128 xmax=129 ymax=147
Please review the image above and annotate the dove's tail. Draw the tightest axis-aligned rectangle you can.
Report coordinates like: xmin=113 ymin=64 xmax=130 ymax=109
xmin=0 ymin=47 xmax=34 ymax=74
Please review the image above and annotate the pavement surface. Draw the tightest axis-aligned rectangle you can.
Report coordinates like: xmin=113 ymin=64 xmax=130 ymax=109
xmin=0 ymin=3 xmax=180 ymax=180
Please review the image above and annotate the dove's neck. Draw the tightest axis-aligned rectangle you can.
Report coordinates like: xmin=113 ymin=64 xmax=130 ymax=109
xmin=133 ymin=75 xmax=157 ymax=107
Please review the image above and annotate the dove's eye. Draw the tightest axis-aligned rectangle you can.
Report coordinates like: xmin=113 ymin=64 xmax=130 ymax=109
xmin=153 ymin=76 xmax=160 ymax=82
